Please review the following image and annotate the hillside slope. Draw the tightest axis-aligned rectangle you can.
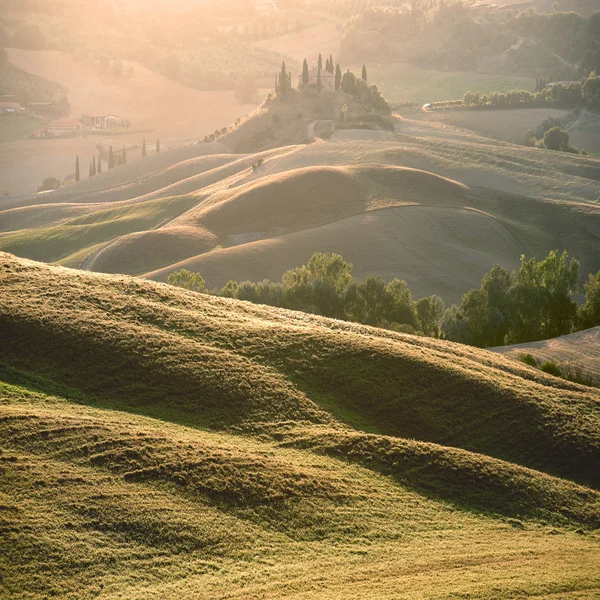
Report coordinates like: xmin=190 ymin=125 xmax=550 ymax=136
xmin=1 ymin=252 xmax=599 ymax=599
xmin=493 ymin=326 xmax=600 ymax=383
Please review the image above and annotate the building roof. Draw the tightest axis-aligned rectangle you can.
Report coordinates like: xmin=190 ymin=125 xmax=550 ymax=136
xmin=0 ymin=102 xmax=25 ymax=109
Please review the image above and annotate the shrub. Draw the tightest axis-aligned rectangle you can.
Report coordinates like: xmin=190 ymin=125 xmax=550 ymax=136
xmin=518 ymin=353 xmax=538 ymax=367
xmin=540 ymin=361 xmax=562 ymax=377
xmin=37 ymin=177 xmax=61 ymax=192
xmin=167 ymin=269 xmax=205 ymax=293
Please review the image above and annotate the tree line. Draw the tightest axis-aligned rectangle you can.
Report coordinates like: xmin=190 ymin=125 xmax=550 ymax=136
xmin=167 ymin=250 xmax=600 ymax=348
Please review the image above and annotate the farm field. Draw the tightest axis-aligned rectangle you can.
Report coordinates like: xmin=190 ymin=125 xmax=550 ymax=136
xmin=493 ymin=326 xmax=600 ymax=384
xmin=0 ymin=113 xmax=48 ymax=144
xmin=352 ymin=62 xmax=536 ymax=105
xmin=1 ymin=252 xmax=599 ymax=599
xmin=0 ymin=49 xmax=267 ymax=201
xmin=2 ymin=114 xmax=600 ymax=304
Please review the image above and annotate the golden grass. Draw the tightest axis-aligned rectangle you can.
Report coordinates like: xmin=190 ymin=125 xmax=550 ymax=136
xmin=1 ymin=252 xmax=599 ymax=598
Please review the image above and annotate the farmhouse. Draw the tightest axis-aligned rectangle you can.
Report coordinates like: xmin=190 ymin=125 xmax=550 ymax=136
xmin=82 ymin=114 xmax=121 ymax=129
xmin=0 ymin=102 xmax=26 ymax=114
xmin=298 ymin=68 xmax=335 ymax=92
xmin=47 ymin=117 xmax=82 ymax=137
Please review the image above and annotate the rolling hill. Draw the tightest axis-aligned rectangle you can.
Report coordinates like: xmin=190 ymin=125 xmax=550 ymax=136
xmin=1 ymin=113 xmax=600 ymax=304
xmin=1 ymin=252 xmax=599 ymax=599
xmin=493 ymin=326 xmax=600 ymax=384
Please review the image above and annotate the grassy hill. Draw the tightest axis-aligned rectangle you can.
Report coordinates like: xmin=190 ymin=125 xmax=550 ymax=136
xmin=1 ymin=108 xmax=600 ymax=303
xmin=493 ymin=326 xmax=600 ymax=385
xmin=1 ymin=251 xmax=599 ymax=599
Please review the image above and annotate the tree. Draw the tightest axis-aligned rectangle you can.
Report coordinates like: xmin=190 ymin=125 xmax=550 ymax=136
xmin=37 ymin=177 xmax=60 ymax=192
xmin=329 ymin=54 xmax=334 ymax=74
xmin=108 ymin=145 xmax=114 ymax=169
xmin=543 ymin=126 xmax=570 ymax=151
xmin=335 ymin=64 xmax=342 ymax=91
xmin=279 ymin=61 xmax=289 ymax=95
xmin=156 ymin=138 xmax=161 ymax=153
xmin=416 ymin=295 xmax=445 ymax=337
xmin=121 ymin=147 xmax=127 ymax=164
xmin=92 ymin=155 xmax=96 ymax=176
xmin=578 ymin=270 xmax=600 ymax=328
xmin=362 ymin=64 xmax=367 ymax=82
xmin=75 ymin=155 xmax=80 ymax=182
xmin=318 ymin=53 xmax=322 ymax=71
xmin=142 ymin=139 xmax=147 ymax=158
xmin=302 ymin=58 xmax=309 ymax=85
xmin=97 ymin=155 xmax=102 ymax=174
xmin=167 ymin=269 xmax=205 ymax=292
xmin=317 ymin=67 xmax=322 ymax=93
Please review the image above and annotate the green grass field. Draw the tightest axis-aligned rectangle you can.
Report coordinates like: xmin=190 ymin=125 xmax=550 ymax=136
xmin=0 ymin=113 xmax=47 ymax=144
xmin=1 ymin=252 xmax=598 ymax=598
xmin=351 ymin=61 xmax=535 ymax=105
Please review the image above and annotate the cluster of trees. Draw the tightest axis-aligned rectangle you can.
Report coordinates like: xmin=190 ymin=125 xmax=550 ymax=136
xmin=525 ymin=117 xmax=584 ymax=154
xmin=167 ymin=251 xmax=600 ymax=349
xmin=442 ymin=251 xmax=600 ymax=347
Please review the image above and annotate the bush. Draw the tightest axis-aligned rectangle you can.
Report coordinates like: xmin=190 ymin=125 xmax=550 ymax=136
xmin=540 ymin=361 xmax=562 ymax=377
xmin=518 ymin=353 xmax=538 ymax=367
xmin=37 ymin=177 xmax=61 ymax=192
xmin=167 ymin=269 xmax=205 ymax=292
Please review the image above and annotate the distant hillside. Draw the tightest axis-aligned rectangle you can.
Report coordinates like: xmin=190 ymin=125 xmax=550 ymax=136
xmin=1 ymin=115 xmax=600 ymax=303
xmin=1 ymin=252 xmax=599 ymax=598
xmin=493 ymin=326 xmax=600 ymax=384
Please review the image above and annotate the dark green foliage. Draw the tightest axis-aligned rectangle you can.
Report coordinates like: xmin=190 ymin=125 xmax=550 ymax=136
xmin=578 ymin=270 xmax=600 ymax=329
xmin=167 ymin=269 xmax=205 ymax=292
xmin=544 ymin=126 xmax=570 ymax=151
xmin=302 ymin=58 xmax=309 ymax=85
xmin=318 ymin=53 xmax=322 ymax=71
xmin=335 ymin=64 xmax=341 ymax=91
xmin=444 ymin=251 xmax=581 ymax=347
xmin=316 ymin=67 xmax=322 ymax=93
xmin=541 ymin=361 xmax=562 ymax=377
xmin=37 ymin=176 xmax=60 ymax=192
xmin=75 ymin=155 xmax=80 ymax=182
xmin=518 ymin=353 xmax=538 ymax=368
xmin=362 ymin=64 xmax=367 ymax=81
xmin=142 ymin=138 xmax=147 ymax=157
xmin=121 ymin=147 xmax=127 ymax=164
xmin=156 ymin=138 xmax=161 ymax=153
xmin=108 ymin=145 xmax=114 ymax=169
xmin=328 ymin=54 xmax=334 ymax=74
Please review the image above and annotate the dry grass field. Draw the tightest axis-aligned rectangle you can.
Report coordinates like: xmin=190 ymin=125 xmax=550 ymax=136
xmin=2 ymin=113 xmax=600 ymax=304
xmin=493 ymin=326 xmax=600 ymax=383
xmin=1 ymin=252 xmax=599 ymax=599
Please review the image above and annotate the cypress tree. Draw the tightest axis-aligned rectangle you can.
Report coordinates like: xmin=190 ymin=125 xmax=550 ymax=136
xmin=362 ymin=64 xmax=367 ymax=82
xmin=156 ymin=138 xmax=161 ymax=153
xmin=108 ymin=145 xmax=114 ymax=169
xmin=122 ymin=147 xmax=127 ymax=164
xmin=75 ymin=155 xmax=80 ymax=182
xmin=89 ymin=162 xmax=92 ymax=178
xmin=335 ymin=64 xmax=342 ymax=91
xmin=279 ymin=61 xmax=288 ymax=95
xmin=142 ymin=138 xmax=146 ymax=157
xmin=318 ymin=53 xmax=322 ymax=71
xmin=329 ymin=54 xmax=334 ymax=74
xmin=317 ymin=67 xmax=322 ymax=93
xmin=92 ymin=155 xmax=96 ymax=176
xmin=97 ymin=155 xmax=102 ymax=174
xmin=302 ymin=58 xmax=309 ymax=85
